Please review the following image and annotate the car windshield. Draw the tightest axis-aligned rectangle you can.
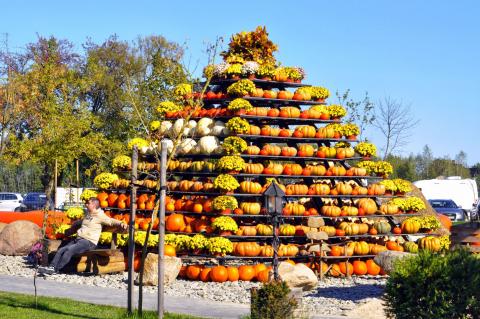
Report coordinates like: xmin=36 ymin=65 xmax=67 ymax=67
xmin=430 ymin=200 xmax=457 ymax=208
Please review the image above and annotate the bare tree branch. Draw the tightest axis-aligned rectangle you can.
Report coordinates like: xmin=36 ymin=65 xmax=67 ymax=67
xmin=373 ymin=97 xmax=419 ymax=159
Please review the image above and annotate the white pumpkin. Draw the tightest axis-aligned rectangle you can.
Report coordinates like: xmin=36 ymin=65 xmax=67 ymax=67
xmin=198 ymin=136 xmax=220 ymax=154
xmin=159 ymin=121 xmax=172 ymax=135
xmin=170 ymin=119 xmax=185 ymax=138
xmin=176 ymin=138 xmax=197 ymax=155
xmin=197 ymin=118 xmax=214 ymax=136
xmin=211 ymin=121 xmax=226 ymax=136
xmin=187 ymin=120 xmax=197 ymax=129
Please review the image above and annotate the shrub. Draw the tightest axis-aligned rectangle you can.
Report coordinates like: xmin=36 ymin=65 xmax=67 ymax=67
xmin=384 ymin=249 xmax=480 ymax=319
xmin=250 ymin=280 xmax=297 ymax=319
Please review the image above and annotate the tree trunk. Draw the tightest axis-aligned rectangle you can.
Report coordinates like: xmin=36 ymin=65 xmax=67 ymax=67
xmin=41 ymin=163 xmax=55 ymax=208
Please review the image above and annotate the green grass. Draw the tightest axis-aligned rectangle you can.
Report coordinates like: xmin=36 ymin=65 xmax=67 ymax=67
xmin=0 ymin=291 xmax=207 ymax=319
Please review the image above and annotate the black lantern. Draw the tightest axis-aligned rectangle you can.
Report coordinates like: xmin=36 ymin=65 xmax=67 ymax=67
xmin=263 ymin=182 xmax=285 ymax=280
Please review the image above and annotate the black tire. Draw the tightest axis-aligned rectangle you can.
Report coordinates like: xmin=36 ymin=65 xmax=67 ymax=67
xmin=14 ymin=207 xmax=21 ymax=212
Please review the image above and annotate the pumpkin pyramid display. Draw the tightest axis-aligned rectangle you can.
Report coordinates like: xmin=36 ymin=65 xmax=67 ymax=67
xmin=85 ymin=26 xmax=449 ymax=280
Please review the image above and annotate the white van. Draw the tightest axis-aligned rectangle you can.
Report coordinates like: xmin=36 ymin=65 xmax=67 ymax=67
xmin=413 ymin=177 xmax=478 ymax=214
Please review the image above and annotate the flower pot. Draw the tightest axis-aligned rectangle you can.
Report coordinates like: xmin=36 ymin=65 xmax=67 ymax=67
xmin=362 ymin=156 xmax=371 ymax=160
xmin=347 ymin=135 xmax=357 ymax=141
xmin=219 ymin=230 xmax=233 ymax=236
xmin=228 ymin=170 xmax=240 ymax=175
xmin=220 ymin=209 xmax=232 ymax=215
xmin=294 ymin=79 xmax=302 ymax=83
xmin=231 ymin=75 xmax=240 ymax=80
xmin=248 ymin=74 xmax=256 ymax=80
xmin=235 ymin=109 xmax=246 ymax=116
xmin=316 ymin=98 xmax=325 ymax=103
xmin=261 ymin=77 xmax=271 ymax=81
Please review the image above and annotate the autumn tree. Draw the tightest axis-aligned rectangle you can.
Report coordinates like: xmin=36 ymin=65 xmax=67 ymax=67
xmin=3 ymin=36 xmax=112 ymax=201
xmin=82 ymin=35 xmax=188 ymax=142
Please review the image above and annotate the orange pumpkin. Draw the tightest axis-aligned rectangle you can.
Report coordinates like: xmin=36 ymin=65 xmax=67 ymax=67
xmin=199 ymin=267 xmax=212 ymax=282
xmin=166 ymin=213 xmax=186 ymax=232
xmin=186 ymin=265 xmax=203 ymax=280
xmin=164 ymin=244 xmax=176 ymax=257
xmin=227 ymin=266 xmax=239 ymax=281
xmin=210 ymin=266 xmax=228 ymax=282
xmin=338 ymin=262 xmax=354 ymax=276
xmin=256 ymin=269 xmax=271 ymax=283
xmin=297 ymin=144 xmax=315 ymax=157
xmin=239 ymin=181 xmax=262 ymax=194
xmin=366 ymin=259 xmax=381 ymax=276
xmin=352 ymin=260 xmax=368 ymax=275
xmin=329 ymin=264 xmax=342 ymax=277
xmin=238 ymin=265 xmax=256 ymax=281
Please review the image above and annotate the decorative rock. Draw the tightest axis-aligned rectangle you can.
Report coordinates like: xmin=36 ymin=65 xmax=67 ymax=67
xmin=374 ymin=250 xmax=414 ymax=273
xmin=0 ymin=221 xmax=42 ymax=256
xmin=0 ymin=222 xmax=7 ymax=234
xmin=141 ymin=253 xmax=182 ymax=286
xmin=278 ymin=261 xmax=318 ymax=291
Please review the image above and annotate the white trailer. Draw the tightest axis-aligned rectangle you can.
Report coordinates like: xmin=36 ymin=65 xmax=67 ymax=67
xmin=413 ymin=177 xmax=478 ymax=212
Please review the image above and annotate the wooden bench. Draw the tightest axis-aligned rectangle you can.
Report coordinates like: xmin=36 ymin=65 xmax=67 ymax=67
xmin=74 ymin=248 xmax=125 ymax=274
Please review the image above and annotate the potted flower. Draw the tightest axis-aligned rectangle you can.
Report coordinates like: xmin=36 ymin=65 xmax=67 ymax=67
xmin=372 ymin=161 xmax=394 ymax=178
xmin=310 ymin=86 xmax=330 ymax=102
xmin=66 ymin=206 xmax=85 ymax=220
xmin=206 ymin=237 xmax=234 ymax=256
xmin=241 ymin=61 xmax=259 ymax=79
xmin=405 ymin=196 xmax=427 ymax=213
xmin=213 ymin=174 xmax=240 ymax=193
xmin=273 ymin=67 xmax=289 ymax=82
xmin=54 ymin=224 xmax=71 ymax=240
xmin=187 ymin=234 xmax=209 ymax=254
xmin=211 ymin=216 xmax=238 ymax=235
xmin=255 ymin=64 xmax=276 ymax=80
xmin=226 ymin=79 xmax=256 ymax=97
xmin=393 ymin=178 xmax=412 ymax=195
xmin=341 ymin=123 xmax=360 ymax=140
xmin=216 ymin=155 xmax=246 ymax=173
xmin=285 ymin=66 xmax=305 ymax=83
xmin=379 ymin=180 xmax=397 ymax=195
xmin=326 ymin=104 xmax=347 ymax=120
xmin=226 ymin=117 xmax=250 ymax=134
xmin=172 ymin=234 xmax=192 ymax=255
xmin=155 ymin=101 xmax=182 ymax=116
xmin=173 ymin=83 xmax=193 ymax=99
xmin=93 ymin=172 xmax=119 ymax=190
xmin=354 ymin=142 xmax=377 ymax=159
xmin=227 ymin=98 xmax=253 ymax=114
xmin=212 ymin=195 xmax=239 ymax=214
xmin=225 ymin=63 xmax=243 ymax=79
xmin=202 ymin=64 xmax=215 ymax=79
xmin=112 ymin=155 xmax=132 ymax=171
xmin=222 ymin=136 xmax=248 ymax=155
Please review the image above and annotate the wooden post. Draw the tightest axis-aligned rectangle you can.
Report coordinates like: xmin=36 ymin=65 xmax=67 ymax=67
xmin=127 ymin=146 xmax=138 ymax=314
xmin=54 ymin=159 xmax=58 ymax=210
xmin=158 ymin=140 xmax=167 ymax=319
xmin=76 ymin=159 xmax=80 ymax=203
xmin=319 ymin=243 xmax=324 ymax=281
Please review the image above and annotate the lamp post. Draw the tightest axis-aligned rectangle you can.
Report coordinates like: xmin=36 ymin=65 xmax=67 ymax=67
xmin=263 ymin=182 xmax=285 ymax=281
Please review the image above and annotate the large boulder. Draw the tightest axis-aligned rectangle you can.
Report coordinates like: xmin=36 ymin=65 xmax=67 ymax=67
xmin=0 ymin=220 xmax=42 ymax=256
xmin=140 ymin=253 xmax=182 ymax=286
xmin=278 ymin=262 xmax=318 ymax=291
xmin=0 ymin=222 xmax=7 ymax=234
xmin=374 ymin=250 xmax=414 ymax=273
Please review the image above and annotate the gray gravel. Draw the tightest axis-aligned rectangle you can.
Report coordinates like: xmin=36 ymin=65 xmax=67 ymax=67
xmin=0 ymin=255 xmax=387 ymax=317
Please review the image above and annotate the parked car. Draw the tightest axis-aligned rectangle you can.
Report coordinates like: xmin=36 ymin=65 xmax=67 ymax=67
xmin=471 ymin=200 xmax=480 ymax=221
xmin=21 ymin=192 xmax=53 ymax=211
xmin=0 ymin=192 xmax=26 ymax=212
xmin=428 ymin=199 xmax=466 ymax=221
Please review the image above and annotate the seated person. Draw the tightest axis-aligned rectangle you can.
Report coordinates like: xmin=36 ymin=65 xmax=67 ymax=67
xmin=39 ymin=197 xmax=128 ymax=274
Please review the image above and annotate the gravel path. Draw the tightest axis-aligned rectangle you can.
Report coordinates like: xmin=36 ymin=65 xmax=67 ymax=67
xmin=0 ymin=255 xmax=387 ymax=318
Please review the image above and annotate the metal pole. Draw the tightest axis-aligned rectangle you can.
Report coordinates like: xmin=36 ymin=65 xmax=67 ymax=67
xmin=127 ymin=146 xmax=138 ymax=314
xmin=272 ymin=211 xmax=279 ymax=281
xmin=158 ymin=140 xmax=167 ymax=319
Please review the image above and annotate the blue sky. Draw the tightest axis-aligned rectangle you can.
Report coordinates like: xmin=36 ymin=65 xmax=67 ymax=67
xmin=2 ymin=1 xmax=479 ymax=165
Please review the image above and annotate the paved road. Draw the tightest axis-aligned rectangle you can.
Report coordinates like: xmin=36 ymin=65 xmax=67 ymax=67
xmin=0 ymin=274 xmax=351 ymax=319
